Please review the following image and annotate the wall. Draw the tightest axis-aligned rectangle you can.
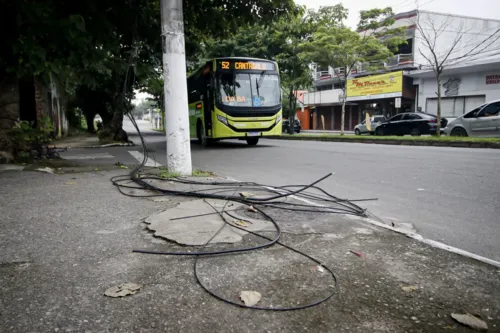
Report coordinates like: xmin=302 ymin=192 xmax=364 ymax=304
xmin=303 ymin=89 xmax=343 ymax=105
xmin=416 ymin=68 xmax=500 ymax=115
xmin=296 ymin=107 xmax=311 ymax=130
xmin=414 ymin=12 xmax=500 ymax=68
xmin=0 ymin=75 xmax=20 ymax=156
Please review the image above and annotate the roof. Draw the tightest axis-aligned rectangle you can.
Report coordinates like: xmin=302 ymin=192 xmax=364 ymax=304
xmin=408 ymin=55 xmax=500 ymax=78
xmin=416 ymin=9 xmax=500 ymax=23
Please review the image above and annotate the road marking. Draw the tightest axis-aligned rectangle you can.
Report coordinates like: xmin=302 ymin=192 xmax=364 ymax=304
xmin=128 ymin=150 xmax=162 ymax=167
xmin=62 ymin=153 xmax=114 ymax=160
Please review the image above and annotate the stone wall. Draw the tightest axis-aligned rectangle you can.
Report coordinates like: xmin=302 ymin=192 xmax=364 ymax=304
xmin=0 ymin=75 xmax=20 ymax=158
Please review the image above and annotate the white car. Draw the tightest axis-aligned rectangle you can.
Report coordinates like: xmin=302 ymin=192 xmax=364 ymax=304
xmin=444 ymin=99 xmax=500 ymax=137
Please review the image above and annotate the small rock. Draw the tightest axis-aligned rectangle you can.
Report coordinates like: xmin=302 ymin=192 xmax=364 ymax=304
xmin=240 ymin=291 xmax=262 ymax=306
xmin=104 ymin=282 xmax=142 ymax=298
xmin=411 ymin=316 xmax=418 ymax=321
xmin=152 ymin=197 xmax=170 ymax=202
xmin=35 ymin=167 xmax=54 ymax=174
xmin=402 ymin=285 xmax=419 ymax=293
xmin=451 ymin=313 xmax=488 ymax=331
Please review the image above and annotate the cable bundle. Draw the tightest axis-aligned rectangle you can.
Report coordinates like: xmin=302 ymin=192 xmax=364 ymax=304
xmin=111 ymin=114 xmax=374 ymax=310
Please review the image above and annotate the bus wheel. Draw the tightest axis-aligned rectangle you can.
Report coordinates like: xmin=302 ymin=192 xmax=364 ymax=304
xmin=197 ymin=122 xmax=209 ymax=146
xmin=246 ymin=137 xmax=259 ymax=146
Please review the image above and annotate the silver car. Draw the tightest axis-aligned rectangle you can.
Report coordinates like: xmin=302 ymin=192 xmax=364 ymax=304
xmin=354 ymin=115 xmax=386 ymax=135
xmin=444 ymin=99 xmax=500 ymax=137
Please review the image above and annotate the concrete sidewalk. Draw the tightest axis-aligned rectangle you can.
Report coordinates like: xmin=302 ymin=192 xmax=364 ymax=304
xmin=1 ymin=169 xmax=499 ymax=332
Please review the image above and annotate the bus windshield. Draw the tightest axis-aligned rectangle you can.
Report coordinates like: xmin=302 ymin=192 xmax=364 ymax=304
xmin=218 ymin=72 xmax=280 ymax=107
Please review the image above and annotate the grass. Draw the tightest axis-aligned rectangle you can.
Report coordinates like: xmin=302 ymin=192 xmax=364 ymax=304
xmin=289 ymin=133 xmax=500 ymax=143
xmin=192 ymin=169 xmax=214 ymax=177
xmin=158 ymin=167 xmax=213 ymax=179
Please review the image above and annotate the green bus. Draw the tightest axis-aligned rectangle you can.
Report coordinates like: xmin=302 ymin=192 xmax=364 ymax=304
xmin=187 ymin=57 xmax=282 ymax=146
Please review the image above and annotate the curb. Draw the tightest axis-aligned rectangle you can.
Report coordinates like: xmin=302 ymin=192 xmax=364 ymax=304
xmin=269 ymin=136 xmax=500 ymax=149
xmin=361 ymin=215 xmax=500 ymax=268
xmin=263 ymin=184 xmax=500 ymax=269
xmin=52 ymin=142 xmax=135 ymax=149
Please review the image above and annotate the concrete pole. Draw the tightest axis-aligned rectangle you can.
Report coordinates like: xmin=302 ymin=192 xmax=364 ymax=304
xmin=160 ymin=0 xmax=192 ymax=175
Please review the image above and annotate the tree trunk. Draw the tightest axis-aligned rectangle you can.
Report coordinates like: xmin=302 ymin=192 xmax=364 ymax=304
xmin=288 ymin=87 xmax=296 ymax=135
xmin=84 ymin=112 xmax=96 ymax=133
xmin=340 ymin=90 xmax=346 ymax=136
xmin=436 ymin=74 xmax=442 ymax=136
xmin=98 ymin=95 xmax=129 ymax=143
xmin=33 ymin=75 xmax=45 ymax=125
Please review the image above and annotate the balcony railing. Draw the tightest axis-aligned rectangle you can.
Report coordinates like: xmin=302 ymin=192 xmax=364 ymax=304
xmin=354 ymin=53 xmax=414 ymax=73
xmin=387 ymin=53 xmax=414 ymax=68
xmin=313 ymin=67 xmax=347 ymax=80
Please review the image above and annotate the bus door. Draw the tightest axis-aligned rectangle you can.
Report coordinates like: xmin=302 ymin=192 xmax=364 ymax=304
xmin=203 ymin=73 xmax=213 ymax=136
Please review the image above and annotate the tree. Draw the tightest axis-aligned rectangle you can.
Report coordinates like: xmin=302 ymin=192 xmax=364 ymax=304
xmin=301 ymin=7 xmax=406 ymax=135
xmin=1 ymin=0 xmax=298 ymax=145
xmin=199 ymin=5 xmax=348 ymax=134
xmin=413 ymin=10 xmax=500 ymax=136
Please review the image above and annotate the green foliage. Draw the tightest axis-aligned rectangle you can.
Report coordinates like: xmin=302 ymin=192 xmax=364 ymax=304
xmin=192 ymin=169 xmax=214 ymax=177
xmin=159 ymin=167 xmax=181 ymax=179
xmin=2 ymin=0 xmax=302 ymax=140
xmin=302 ymin=7 xmax=406 ymax=79
xmin=300 ymin=6 xmax=407 ymax=134
xmin=10 ymin=116 xmax=54 ymax=159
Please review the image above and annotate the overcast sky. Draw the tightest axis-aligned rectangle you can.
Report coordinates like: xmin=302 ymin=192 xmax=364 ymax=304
xmin=295 ymin=0 xmax=500 ymax=29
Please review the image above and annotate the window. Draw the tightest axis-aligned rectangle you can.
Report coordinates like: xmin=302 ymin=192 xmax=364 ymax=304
xmin=477 ymin=102 xmax=500 ymax=117
xmin=464 ymin=107 xmax=482 ymax=119
xmin=403 ymin=113 xmax=421 ymax=120
xmin=217 ymin=72 xmax=280 ymax=107
xmin=390 ymin=114 xmax=404 ymax=121
xmin=187 ymin=74 xmax=205 ymax=104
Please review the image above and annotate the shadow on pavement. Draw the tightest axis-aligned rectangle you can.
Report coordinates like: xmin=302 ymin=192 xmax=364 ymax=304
xmin=190 ymin=140 xmax=275 ymax=150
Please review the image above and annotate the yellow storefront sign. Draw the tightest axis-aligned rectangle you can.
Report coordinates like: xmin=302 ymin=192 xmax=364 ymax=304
xmin=346 ymin=71 xmax=403 ymax=101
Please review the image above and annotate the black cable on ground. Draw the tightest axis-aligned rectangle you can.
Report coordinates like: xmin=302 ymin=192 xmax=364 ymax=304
xmin=193 ymin=201 xmax=339 ymax=311
xmin=113 ymin=111 xmax=371 ymax=311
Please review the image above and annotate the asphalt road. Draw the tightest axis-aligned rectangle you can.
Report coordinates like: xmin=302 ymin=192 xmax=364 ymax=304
xmin=72 ymin=119 xmax=500 ymax=262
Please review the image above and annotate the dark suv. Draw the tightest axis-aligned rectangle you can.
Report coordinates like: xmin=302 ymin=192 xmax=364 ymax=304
xmin=282 ymin=119 xmax=301 ymax=133
xmin=375 ymin=112 xmax=448 ymax=136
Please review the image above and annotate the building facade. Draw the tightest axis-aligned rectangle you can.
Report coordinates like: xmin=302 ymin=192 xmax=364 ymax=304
xmin=410 ymin=57 xmax=500 ymax=117
xmin=301 ymin=9 xmax=500 ymax=130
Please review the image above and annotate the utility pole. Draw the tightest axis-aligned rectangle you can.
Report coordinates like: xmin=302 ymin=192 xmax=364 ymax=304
xmin=160 ymin=0 xmax=192 ymax=175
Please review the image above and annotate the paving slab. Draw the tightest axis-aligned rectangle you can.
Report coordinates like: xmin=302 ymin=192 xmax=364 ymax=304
xmin=144 ymin=199 xmax=272 ymax=245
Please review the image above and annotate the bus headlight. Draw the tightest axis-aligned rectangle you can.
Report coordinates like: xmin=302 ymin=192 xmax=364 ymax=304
xmin=217 ymin=114 xmax=228 ymax=125
xmin=276 ymin=114 xmax=282 ymax=124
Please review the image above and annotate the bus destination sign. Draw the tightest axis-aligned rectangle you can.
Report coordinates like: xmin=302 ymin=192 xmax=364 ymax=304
xmin=218 ymin=60 xmax=275 ymax=71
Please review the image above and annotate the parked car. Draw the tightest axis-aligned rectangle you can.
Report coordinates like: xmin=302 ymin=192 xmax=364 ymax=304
xmin=282 ymin=119 xmax=301 ymax=133
xmin=375 ymin=112 xmax=448 ymax=136
xmin=444 ymin=99 xmax=500 ymax=137
xmin=354 ymin=115 xmax=386 ymax=135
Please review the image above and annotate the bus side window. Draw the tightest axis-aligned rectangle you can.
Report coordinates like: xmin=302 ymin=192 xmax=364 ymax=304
xmin=188 ymin=74 xmax=204 ymax=104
